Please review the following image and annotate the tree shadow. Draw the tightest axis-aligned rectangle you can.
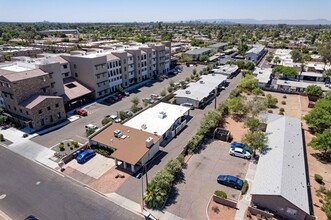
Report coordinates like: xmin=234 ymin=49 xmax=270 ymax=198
xmin=311 ymin=152 xmax=331 ymax=164
xmin=164 ymin=170 xmax=186 ymax=207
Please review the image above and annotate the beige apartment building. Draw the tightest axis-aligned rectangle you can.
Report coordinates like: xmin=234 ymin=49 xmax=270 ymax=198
xmin=0 ymin=42 xmax=171 ymax=131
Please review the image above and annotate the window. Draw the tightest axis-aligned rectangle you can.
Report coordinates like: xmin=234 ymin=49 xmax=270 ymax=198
xmin=20 ymin=109 xmax=22 ymax=113
xmin=14 ymin=107 xmax=17 ymax=111
xmin=49 ymin=72 xmax=53 ymax=79
xmin=42 ymin=88 xmax=47 ymax=93
xmin=63 ymin=64 xmax=67 ymax=69
xmin=26 ymin=111 xmax=29 ymax=115
xmin=63 ymin=72 xmax=69 ymax=77
xmin=41 ymin=119 xmax=45 ymax=126
xmin=124 ymin=67 xmax=126 ymax=72
xmin=50 ymin=115 xmax=53 ymax=122
xmin=75 ymin=73 xmax=78 ymax=77
xmin=74 ymin=64 xmax=77 ymax=69
xmin=55 ymin=103 xmax=59 ymax=108
xmin=47 ymin=106 xmax=51 ymax=111
xmin=123 ymin=59 xmax=126 ymax=64
xmin=38 ymin=109 xmax=42 ymax=114
xmin=10 ymin=95 xmax=13 ymax=99
xmin=7 ymin=105 xmax=10 ymax=109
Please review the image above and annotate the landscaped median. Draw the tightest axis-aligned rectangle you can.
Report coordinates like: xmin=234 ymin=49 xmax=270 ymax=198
xmin=207 ymin=190 xmax=238 ymax=220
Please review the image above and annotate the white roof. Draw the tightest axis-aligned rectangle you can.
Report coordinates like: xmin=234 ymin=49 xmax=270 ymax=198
xmin=276 ymin=80 xmax=330 ymax=91
xmin=301 ymin=72 xmax=323 ymax=78
xmin=252 ymin=113 xmax=310 ymax=214
xmin=214 ymin=64 xmax=239 ymax=75
xmin=253 ymin=67 xmax=272 ymax=84
xmin=174 ymin=74 xmax=227 ymax=102
xmin=124 ymin=102 xmax=189 ymax=136
xmin=0 ymin=63 xmax=35 ymax=72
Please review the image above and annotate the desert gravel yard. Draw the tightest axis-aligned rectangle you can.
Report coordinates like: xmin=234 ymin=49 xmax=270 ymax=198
xmin=165 ymin=140 xmax=249 ymax=220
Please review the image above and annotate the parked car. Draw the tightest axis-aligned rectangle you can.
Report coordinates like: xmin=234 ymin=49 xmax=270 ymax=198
xmin=75 ymin=149 xmax=96 ymax=164
xmin=217 ymin=175 xmax=244 ymax=190
xmin=123 ymin=91 xmax=130 ymax=96
xmin=229 ymin=147 xmax=251 ymax=159
xmin=107 ymin=115 xmax=121 ymax=123
xmin=122 ymin=110 xmax=133 ymax=117
xmin=115 ymin=92 xmax=123 ymax=99
xmin=112 ymin=96 xmax=120 ymax=102
xmin=143 ymin=98 xmax=155 ymax=104
xmin=85 ymin=124 xmax=98 ymax=130
xmin=159 ymin=75 xmax=168 ymax=80
xmin=180 ymin=103 xmax=194 ymax=110
xmin=151 ymin=94 xmax=162 ymax=100
xmin=105 ymin=97 xmax=115 ymax=104
xmin=230 ymin=142 xmax=252 ymax=154
xmin=75 ymin=109 xmax=88 ymax=116
xmin=168 ymin=71 xmax=177 ymax=75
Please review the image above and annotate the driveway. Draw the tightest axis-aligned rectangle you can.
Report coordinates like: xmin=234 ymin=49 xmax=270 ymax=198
xmin=31 ymin=65 xmax=205 ymax=148
xmin=64 ymin=154 xmax=115 ymax=179
xmin=165 ymin=140 xmax=249 ymax=220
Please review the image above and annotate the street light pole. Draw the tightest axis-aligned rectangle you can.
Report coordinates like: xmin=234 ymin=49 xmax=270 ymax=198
xmin=136 ymin=173 xmax=144 ymax=212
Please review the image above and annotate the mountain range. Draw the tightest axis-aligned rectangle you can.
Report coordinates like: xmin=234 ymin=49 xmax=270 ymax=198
xmin=183 ymin=18 xmax=331 ymax=25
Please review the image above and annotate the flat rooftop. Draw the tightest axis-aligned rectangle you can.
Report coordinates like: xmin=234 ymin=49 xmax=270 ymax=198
xmin=276 ymin=79 xmax=330 ymax=91
xmin=253 ymin=67 xmax=272 ymax=84
xmin=175 ymin=74 xmax=227 ymax=101
xmin=91 ymin=123 xmax=161 ymax=165
xmin=0 ymin=64 xmax=34 ymax=72
xmin=185 ymin=48 xmax=211 ymax=55
xmin=124 ymin=102 xmax=190 ymax=136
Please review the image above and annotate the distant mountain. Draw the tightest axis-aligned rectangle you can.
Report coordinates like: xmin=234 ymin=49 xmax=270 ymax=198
xmin=182 ymin=18 xmax=331 ymax=25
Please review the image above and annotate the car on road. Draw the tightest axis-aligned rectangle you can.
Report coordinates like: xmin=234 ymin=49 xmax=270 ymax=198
xmin=230 ymin=142 xmax=252 ymax=154
xmin=107 ymin=115 xmax=122 ymax=123
xmin=229 ymin=147 xmax=251 ymax=159
xmin=142 ymin=98 xmax=155 ymax=104
xmin=217 ymin=175 xmax=244 ymax=190
xmin=180 ymin=103 xmax=194 ymax=110
xmin=151 ymin=94 xmax=162 ymax=100
xmin=159 ymin=75 xmax=168 ymax=80
xmin=74 ymin=109 xmax=88 ymax=116
xmin=75 ymin=149 xmax=96 ymax=164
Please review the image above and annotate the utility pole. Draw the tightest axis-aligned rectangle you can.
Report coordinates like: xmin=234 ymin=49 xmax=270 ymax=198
xmin=214 ymin=87 xmax=217 ymax=109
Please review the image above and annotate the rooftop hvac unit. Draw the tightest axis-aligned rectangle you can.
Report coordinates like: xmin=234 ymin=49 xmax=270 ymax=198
xmin=145 ymin=137 xmax=154 ymax=148
xmin=200 ymin=81 xmax=204 ymax=84
xmin=158 ymin=111 xmax=167 ymax=119
xmin=185 ymin=90 xmax=191 ymax=94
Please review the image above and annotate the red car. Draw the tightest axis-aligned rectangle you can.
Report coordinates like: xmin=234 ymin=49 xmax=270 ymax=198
xmin=105 ymin=97 xmax=115 ymax=104
xmin=75 ymin=109 xmax=88 ymax=116
xmin=159 ymin=75 xmax=168 ymax=80
xmin=115 ymin=92 xmax=123 ymax=99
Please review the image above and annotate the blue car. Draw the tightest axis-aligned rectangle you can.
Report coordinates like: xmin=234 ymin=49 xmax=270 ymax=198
xmin=217 ymin=175 xmax=244 ymax=190
xmin=230 ymin=142 xmax=252 ymax=154
xmin=76 ymin=149 xmax=96 ymax=164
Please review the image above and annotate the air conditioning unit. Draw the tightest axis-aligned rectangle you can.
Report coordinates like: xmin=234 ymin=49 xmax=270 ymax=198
xmin=200 ymin=81 xmax=204 ymax=84
xmin=145 ymin=137 xmax=154 ymax=148
xmin=185 ymin=90 xmax=191 ymax=94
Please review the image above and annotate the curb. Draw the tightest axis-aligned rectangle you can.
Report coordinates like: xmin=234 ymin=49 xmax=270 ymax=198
xmin=206 ymin=195 xmax=213 ymax=220
xmin=0 ymin=210 xmax=12 ymax=220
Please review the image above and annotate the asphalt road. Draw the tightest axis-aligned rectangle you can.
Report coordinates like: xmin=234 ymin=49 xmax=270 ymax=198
xmin=32 ymin=65 xmax=205 ymax=148
xmin=0 ymin=147 xmax=142 ymax=220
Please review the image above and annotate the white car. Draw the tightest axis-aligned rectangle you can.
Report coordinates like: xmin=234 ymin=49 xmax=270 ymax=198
xmin=151 ymin=94 xmax=162 ymax=100
xmin=229 ymin=147 xmax=251 ymax=159
xmin=85 ymin=124 xmax=98 ymax=130
xmin=107 ymin=115 xmax=122 ymax=123
xmin=180 ymin=103 xmax=194 ymax=110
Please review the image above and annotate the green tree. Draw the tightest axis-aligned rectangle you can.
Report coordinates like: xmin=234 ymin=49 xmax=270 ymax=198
xmin=304 ymin=85 xmax=323 ymax=97
xmin=244 ymin=62 xmax=255 ymax=71
xmin=1 ymin=32 xmax=12 ymax=42
xmin=199 ymin=55 xmax=209 ymax=62
xmin=226 ymin=97 xmax=248 ymax=117
xmin=244 ymin=117 xmax=261 ymax=132
xmin=198 ymin=110 xmax=221 ymax=136
xmin=165 ymin=159 xmax=182 ymax=176
xmin=131 ymin=96 xmax=139 ymax=106
xmin=272 ymin=66 xmax=298 ymax=77
xmin=264 ymin=94 xmax=278 ymax=108
xmin=291 ymin=49 xmax=303 ymax=63
xmin=242 ymin=131 xmax=268 ymax=155
xmin=238 ymin=74 xmax=258 ymax=92
xmin=273 ymin=56 xmax=281 ymax=65
xmin=309 ymin=129 xmax=331 ymax=154
xmin=304 ymin=99 xmax=331 ymax=133
xmin=144 ymin=182 xmax=167 ymax=209
xmin=318 ymin=40 xmax=331 ymax=64
xmin=238 ymin=44 xmax=248 ymax=55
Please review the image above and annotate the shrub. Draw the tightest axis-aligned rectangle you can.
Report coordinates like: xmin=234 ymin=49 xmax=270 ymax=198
xmin=315 ymin=174 xmax=324 ymax=184
xmin=281 ymin=101 xmax=286 ymax=105
xmin=214 ymin=190 xmax=227 ymax=199
xmin=59 ymin=142 xmax=65 ymax=151
xmin=71 ymin=141 xmax=79 ymax=148
xmin=86 ymin=128 xmax=96 ymax=137
xmin=279 ymin=112 xmax=284 ymax=115
xmin=280 ymin=108 xmax=285 ymax=112
xmin=0 ymin=133 xmax=4 ymax=141
xmin=267 ymin=110 xmax=273 ymax=113
xmin=177 ymin=154 xmax=185 ymax=165
xmin=246 ymin=210 xmax=252 ymax=218
xmin=160 ymin=89 xmax=167 ymax=97
xmin=91 ymin=145 xmax=114 ymax=157
xmin=252 ymin=88 xmax=264 ymax=96
xmin=256 ymin=214 xmax=262 ymax=220
xmin=283 ymin=95 xmax=287 ymax=99
xmin=167 ymin=86 xmax=174 ymax=93
xmin=229 ymin=88 xmax=242 ymax=98
xmin=241 ymin=180 xmax=249 ymax=195
xmin=317 ymin=186 xmax=327 ymax=194
xmin=22 ymin=133 xmax=29 ymax=138
xmin=212 ymin=205 xmax=220 ymax=214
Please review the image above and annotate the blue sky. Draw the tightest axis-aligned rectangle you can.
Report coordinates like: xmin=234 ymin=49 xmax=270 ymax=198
xmin=1 ymin=0 xmax=331 ymax=22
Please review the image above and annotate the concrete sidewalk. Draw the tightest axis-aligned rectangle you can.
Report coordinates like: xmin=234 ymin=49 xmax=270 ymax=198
xmin=106 ymin=193 xmax=183 ymax=220
xmin=0 ymin=128 xmax=59 ymax=169
xmin=234 ymin=161 xmax=257 ymax=220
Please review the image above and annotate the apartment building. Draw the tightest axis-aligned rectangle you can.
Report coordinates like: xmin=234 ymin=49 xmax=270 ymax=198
xmin=62 ymin=42 xmax=171 ymax=98
xmin=0 ymin=64 xmax=66 ymax=130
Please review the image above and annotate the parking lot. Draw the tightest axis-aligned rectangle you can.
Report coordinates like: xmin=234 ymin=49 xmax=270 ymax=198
xmin=165 ymin=140 xmax=249 ymax=220
xmin=31 ymin=65 xmax=205 ymax=148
